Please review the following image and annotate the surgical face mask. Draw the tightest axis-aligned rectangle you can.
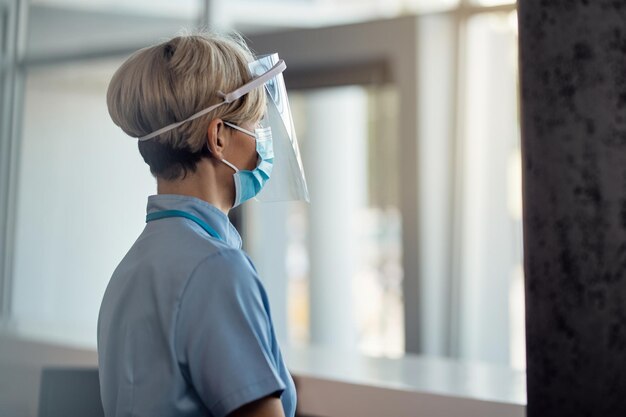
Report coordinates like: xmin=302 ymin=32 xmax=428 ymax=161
xmin=221 ymin=121 xmax=274 ymax=208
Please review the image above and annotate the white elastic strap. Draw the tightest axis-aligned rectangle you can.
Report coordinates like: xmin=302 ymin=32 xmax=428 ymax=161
xmin=221 ymin=158 xmax=239 ymax=173
xmin=137 ymin=60 xmax=287 ymax=142
xmin=219 ymin=60 xmax=286 ymax=103
xmin=224 ymin=121 xmax=255 ymax=138
xmin=138 ymin=101 xmax=226 ymax=141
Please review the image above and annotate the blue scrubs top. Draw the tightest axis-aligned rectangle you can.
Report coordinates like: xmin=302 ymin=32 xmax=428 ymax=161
xmin=97 ymin=194 xmax=296 ymax=417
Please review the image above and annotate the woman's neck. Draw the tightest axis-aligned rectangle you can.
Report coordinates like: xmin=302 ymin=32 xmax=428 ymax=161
xmin=156 ymin=160 xmax=233 ymax=215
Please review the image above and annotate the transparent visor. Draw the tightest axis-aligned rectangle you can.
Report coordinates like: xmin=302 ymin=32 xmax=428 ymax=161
xmin=251 ymin=54 xmax=309 ymax=203
xmin=137 ymin=53 xmax=309 ymax=204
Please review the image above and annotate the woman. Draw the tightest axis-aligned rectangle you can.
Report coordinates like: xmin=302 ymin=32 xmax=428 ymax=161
xmin=98 ymin=32 xmax=305 ymax=417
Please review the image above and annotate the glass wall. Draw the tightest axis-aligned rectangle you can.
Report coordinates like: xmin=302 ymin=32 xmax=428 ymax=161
xmin=1 ymin=0 xmax=523 ymax=370
xmin=245 ymin=85 xmax=404 ymax=357
xmin=294 ymin=86 xmax=404 ymax=357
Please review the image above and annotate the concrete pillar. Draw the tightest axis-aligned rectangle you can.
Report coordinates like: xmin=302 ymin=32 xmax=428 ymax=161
xmin=305 ymin=86 xmax=367 ymax=349
xmin=519 ymin=1 xmax=626 ymax=415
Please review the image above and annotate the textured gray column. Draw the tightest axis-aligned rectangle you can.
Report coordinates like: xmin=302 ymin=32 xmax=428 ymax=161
xmin=519 ymin=1 xmax=626 ymax=416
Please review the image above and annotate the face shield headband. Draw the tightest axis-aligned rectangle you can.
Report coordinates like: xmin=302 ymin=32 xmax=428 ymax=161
xmin=136 ymin=60 xmax=287 ymax=142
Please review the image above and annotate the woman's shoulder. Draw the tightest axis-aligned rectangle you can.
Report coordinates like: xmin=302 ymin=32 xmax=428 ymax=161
xmin=186 ymin=247 xmax=262 ymax=294
xmin=177 ymin=247 xmax=271 ymax=327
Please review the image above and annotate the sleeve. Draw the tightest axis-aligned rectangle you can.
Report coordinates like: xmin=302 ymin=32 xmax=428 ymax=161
xmin=175 ymin=249 xmax=286 ymax=417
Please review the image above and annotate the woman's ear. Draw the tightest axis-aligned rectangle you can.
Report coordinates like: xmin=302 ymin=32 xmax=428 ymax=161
xmin=206 ymin=118 xmax=227 ymax=159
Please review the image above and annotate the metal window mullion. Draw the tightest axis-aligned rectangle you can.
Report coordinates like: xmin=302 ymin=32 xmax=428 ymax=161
xmin=0 ymin=0 xmax=14 ymax=322
xmin=0 ymin=0 xmax=27 ymax=325
xmin=0 ymin=0 xmax=15 ymax=322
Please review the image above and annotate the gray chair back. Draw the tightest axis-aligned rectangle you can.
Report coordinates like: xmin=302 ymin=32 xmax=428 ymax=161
xmin=38 ymin=368 xmax=105 ymax=417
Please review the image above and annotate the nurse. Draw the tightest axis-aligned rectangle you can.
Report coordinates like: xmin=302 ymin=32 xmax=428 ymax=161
xmin=98 ymin=32 xmax=309 ymax=417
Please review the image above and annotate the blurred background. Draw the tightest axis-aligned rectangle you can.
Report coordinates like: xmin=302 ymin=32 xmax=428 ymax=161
xmin=0 ymin=0 xmax=522 ymax=383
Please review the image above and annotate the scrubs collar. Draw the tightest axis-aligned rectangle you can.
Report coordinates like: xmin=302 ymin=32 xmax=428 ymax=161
xmin=146 ymin=194 xmax=242 ymax=249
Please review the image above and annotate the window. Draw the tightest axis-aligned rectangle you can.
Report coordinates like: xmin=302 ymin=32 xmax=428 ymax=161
xmin=1 ymin=0 xmax=524 ymax=372
xmin=242 ymin=0 xmax=523 ymax=367
xmin=245 ymin=85 xmax=403 ymax=357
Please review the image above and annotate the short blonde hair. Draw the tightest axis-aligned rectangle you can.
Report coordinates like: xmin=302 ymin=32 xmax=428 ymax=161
xmin=106 ymin=31 xmax=266 ymax=179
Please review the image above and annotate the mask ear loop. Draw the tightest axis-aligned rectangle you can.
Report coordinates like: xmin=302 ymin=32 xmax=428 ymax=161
xmin=220 ymin=158 xmax=240 ymax=173
xmin=223 ymin=121 xmax=256 ymax=138
xmin=137 ymin=60 xmax=287 ymax=142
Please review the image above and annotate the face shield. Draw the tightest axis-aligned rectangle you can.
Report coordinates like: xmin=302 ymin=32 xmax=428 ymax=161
xmin=249 ymin=54 xmax=309 ymax=203
xmin=137 ymin=53 xmax=309 ymax=204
